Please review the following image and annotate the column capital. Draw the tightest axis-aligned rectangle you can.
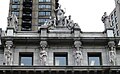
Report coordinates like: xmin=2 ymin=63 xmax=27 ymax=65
xmin=74 ymin=41 xmax=82 ymax=48
xmin=108 ymin=41 xmax=115 ymax=48
xmin=5 ymin=41 xmax=13 ymax=50
xmin=40 ymin=41 xmax=47 ymax=50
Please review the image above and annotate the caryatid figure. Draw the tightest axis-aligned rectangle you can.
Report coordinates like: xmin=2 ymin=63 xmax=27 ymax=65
xmin=4 ymin=41 xmax=13 ymax=65
xmin=74 ymin=41 xmax=83 ymax=66
xmin=108 ymin=41 xmax=116 ymax=66
xmin=39 ymin=41 xmax=48 ymax=65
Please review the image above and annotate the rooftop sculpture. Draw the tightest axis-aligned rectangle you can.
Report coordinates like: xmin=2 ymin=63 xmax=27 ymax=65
xmin=40 ymin=4 xmax=80 ymax=31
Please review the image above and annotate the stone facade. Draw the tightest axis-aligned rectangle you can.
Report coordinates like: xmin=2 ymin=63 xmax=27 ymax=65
xmin=0 ymin=0 xmax=120 ymax=74
xmin=0 ymin=4 xmax=119 ymax=66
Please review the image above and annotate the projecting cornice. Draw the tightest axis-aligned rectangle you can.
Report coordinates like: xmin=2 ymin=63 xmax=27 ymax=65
xmin=0 ymin=66 xmax=120 ymax=71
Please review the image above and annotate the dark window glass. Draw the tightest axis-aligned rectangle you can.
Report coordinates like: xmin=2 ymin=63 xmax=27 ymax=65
xmin=20 ymin=53 xmax=33 ymax=66
xmin=39 ymin=5 xmax=51 ymax=9
xmin=23 ymin=0 xmax=32 ymax=2
xmin=11 ymin=11 xmax=19 ymax=16
xmin=12 ymin=5 xmax=19 ymax=8
xmin=38 ymin=18 xmax=49 ymax=23
xmin=46 ymin=12 xmax=51 ymax=15
xmin=39 ymin=11 xmax=51 ymax=16
xmin=111 ymin=21 xmax=114 ymax=26
xmin=39 ymin=0 xmax=51 ymax=2
xmin=39 ymin=12 xmax=45 ymax=15
xmin=54 ymin=53 xmax=68 ymax=66
xmin=38 ymin=18 xmax=49 ymax=25
xmin=115 ymin=17 xmax=117 ymax=23
xmin=111 ymin=14 xmax=113 ymax=20
xmin=117 ymin=30 xmax=119 ymax=36
xmin=116 ymin=23 xmax=118 ymax=29
xmin=88 ymin=53 xmax=102 ymax=66
xmin=114 ymin=11 xmax=116 ymax=16
xmin=46 ymin=5 xmax=51 ymax=8
xmin=39 ymin=5 xmax=45 ymax=8
xmin=12 ymin=0 xmax=20 ymax=2
xmin=46 ymin=0 xmax=51 ymax=2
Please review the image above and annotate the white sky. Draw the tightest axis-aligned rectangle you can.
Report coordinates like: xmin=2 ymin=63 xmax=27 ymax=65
xmin=0 ymin=0 xmax=115 ymax=32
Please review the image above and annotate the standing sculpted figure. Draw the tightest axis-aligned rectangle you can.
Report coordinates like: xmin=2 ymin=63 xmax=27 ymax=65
xmin=55 ymin=5 xmax=65 ymax=25
xmin=63 ymin=16 xmax=67 ymax=26
xmin=67 ymin=15 xmax=74 ymax=30
xmin=101 ymin=12 xmax=111 ymax=29
xmin=7 ymin=14 xmax=18 ymax=31
xmin=74 ymin=41 xmax=83 ymax=66
xmin=4 ymin=48 xmax=12 ymax=65
xmin=40 ymin=49 xmax=47 ymax=65
xmin=109 ymin=46 xmax=116 ymax=65
xmin=4 ymin=41 xmax=13 ymax=65
xmin=39 ymin=41 xmax=47 ymax=65
xmin=108 ymin=41 xmax=116 ymax=66
xmin=53 ymin=17 xmax=56 ymax=27
xmin=74 ymin=49 xmax=83 ymax=66
xmin=109 ymin=49 xmax=116 ymax=65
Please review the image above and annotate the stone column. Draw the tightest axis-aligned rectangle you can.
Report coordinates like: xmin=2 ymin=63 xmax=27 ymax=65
xmin=39 ymin=41 xmax=48 ymax=66
xmin=74 ymin=41 xmax=83 ymax=66
xmin=4 ymin=41 xmax=13 ymax=65
xmin=108 ymin=41 xmax=116 ymax=66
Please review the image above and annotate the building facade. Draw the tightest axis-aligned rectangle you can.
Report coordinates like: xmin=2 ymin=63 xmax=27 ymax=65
xmin=109 ymin=0 xmax=120 ymax=37
xmin=0 ymin=0 xmax=120 ymax=74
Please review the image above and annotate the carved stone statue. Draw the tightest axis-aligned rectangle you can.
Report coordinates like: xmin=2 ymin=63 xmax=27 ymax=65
xmin=101 ymin=12 xmax=111 ymax=29
xmin=44 ymin=21 xmax=48 ymax=26
xmin=55 ymin=5 xmax=65 ymax=25
xmin=117 ymin=0 xmax=120 ymax=4
xmin=67 ymin=15 xmax=75 ymax=30
xmin=4 ymin=49 xmax=13 ymax=65
xmin=43 ymin=17 xmax=56 ymax=30
xmin=47 ymin=17 xmax=53 ymax=26
xmin=74 ymin=41 xmax=83 ymax=66
xmin=7 ymin=14 xmax=18 ymax=31
xmin=63 ymin=16 xmax=67 ymax=26
xmin=47 ymin=17 xmax=55 ymax=29
xmin=109 ymin=49 xmax=116 ymax=65
xmin=74 ymin=41 xmax=82 ymax=49
xmin=39 ymin=41 xmax=48 ymax=65
xmin=74 ymin=49 xmax=83 ymax=66
xmin=40 ymin=41 xmax=47 ymax=50
xmin=39 ymin=49 xmax=47 ymax=66
xmin=53 ymin=17 xmax=56 ymax=27
xmin=108 ymin=41 xmax=116 ymax=65
xmin=4 ymin=41 xmax=13 ymax=65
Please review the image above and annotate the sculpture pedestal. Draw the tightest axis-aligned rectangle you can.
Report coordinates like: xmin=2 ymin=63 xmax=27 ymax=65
xmin=6 ymin=27 xmax=14 ymax=36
